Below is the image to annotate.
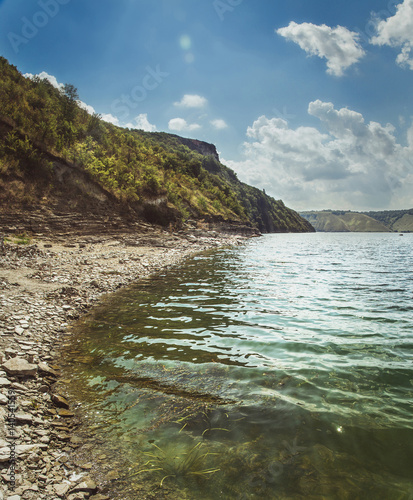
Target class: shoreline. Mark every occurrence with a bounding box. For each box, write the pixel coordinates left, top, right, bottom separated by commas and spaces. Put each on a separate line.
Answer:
0, 228, 248, 500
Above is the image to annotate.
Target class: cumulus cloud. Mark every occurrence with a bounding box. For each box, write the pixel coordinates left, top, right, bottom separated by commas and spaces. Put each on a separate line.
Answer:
211, 119, 228, 130
370, 0, 413, 70
125, 113, 157, 132
223, 101, 413, 210
277, 22, 365, 76
168, 118, 201, 132
77, 101, 96, 115
101, 113, 120, 126
24, 71, 65, 90
174, 94, 208, 108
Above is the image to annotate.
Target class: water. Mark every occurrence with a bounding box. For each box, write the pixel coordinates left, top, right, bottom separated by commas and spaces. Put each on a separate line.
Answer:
61, 233, 413, 499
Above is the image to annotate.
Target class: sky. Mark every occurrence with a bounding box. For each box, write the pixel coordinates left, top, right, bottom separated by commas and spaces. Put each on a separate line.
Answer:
0, 0, 412, 211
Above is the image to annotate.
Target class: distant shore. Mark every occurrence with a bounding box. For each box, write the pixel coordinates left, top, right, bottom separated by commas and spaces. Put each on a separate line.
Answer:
0, 228, 248, 500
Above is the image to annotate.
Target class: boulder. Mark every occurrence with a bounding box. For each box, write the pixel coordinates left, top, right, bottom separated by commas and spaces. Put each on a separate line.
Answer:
2, 358, 38, 377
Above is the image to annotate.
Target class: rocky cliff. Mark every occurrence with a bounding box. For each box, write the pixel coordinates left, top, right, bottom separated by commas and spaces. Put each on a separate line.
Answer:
170, 135, 220, 162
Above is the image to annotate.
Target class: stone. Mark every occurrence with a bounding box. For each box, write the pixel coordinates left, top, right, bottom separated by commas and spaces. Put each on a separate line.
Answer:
78, 463, 92, 470
90, 495, 110, 500
6, 495, 21, 500
106, 469, 119, 481
0, 394, 7, 405
52, 394, 70, 409
70, 478, 97, 494
0, 377, 11, 387
2, 358, 38, 377
38, 362, 58, 377
14, 326, 24, 335
11, 382, 27, 391
54, 483, 70, 497
0, 444, 45, 462
70, 436, 83, 445
57, 409, 74, 418
15, 412, 33, 424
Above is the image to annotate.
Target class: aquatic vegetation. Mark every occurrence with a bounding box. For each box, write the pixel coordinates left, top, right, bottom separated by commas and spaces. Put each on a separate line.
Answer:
130, 440, 221, 486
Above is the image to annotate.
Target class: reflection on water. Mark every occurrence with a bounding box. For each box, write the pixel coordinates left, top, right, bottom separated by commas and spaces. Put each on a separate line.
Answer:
61, 233, 413, 499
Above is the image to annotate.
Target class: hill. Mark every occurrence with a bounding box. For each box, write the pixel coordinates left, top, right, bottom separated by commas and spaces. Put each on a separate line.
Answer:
361, 209, 413, 232
300, 210, 413, 232
0, 57, 313, 236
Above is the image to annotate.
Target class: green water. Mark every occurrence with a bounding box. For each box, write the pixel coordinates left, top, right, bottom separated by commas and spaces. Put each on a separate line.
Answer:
61, 233, 413, 499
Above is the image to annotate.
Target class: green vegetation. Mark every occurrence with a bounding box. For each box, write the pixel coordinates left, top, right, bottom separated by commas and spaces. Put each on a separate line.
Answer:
0, 56, 313, 232
131, 440, 220, 487
5, 232, 32, 245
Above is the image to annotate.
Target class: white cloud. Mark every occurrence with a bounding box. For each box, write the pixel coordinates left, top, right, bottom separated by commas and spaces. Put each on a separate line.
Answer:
277, 22, 365, 76
77, 101, 96, 115
211, 119, 228, 130
24, 71, 65, 90
223, 102, 413, 210
370, 0, 413, 70
168, 118, 201, 132
174, 94, 208, 108
125, 113, 157, 132
101, 113, 120, 126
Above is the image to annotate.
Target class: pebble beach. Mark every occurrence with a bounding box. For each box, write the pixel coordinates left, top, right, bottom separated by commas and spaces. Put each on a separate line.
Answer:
0, 229, 247, 500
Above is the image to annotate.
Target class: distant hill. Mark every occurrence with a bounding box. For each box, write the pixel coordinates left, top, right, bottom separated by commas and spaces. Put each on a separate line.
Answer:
0, 57, 313, 235
300, 210, 413, 232
361, 209, 413, 232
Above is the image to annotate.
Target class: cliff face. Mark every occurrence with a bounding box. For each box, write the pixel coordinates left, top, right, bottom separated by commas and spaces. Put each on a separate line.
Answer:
152, 132, 314, 233
171, 135, 220, 162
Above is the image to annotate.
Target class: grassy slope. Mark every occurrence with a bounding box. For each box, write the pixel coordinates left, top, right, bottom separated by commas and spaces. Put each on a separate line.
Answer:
300, 211, 391, 232
0, 57, 313, 233
362, 209, 413, 232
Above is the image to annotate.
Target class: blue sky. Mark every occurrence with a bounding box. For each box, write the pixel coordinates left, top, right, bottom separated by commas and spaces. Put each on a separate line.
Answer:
0, 0, 412, 211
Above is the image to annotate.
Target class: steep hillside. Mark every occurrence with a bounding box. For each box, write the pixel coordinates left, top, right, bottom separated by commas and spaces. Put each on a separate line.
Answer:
0, 57, 313, 234
300, 211, 391, 232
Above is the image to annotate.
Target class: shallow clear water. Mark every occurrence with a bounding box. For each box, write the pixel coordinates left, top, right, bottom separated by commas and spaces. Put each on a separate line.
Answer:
62, 233, 413, 499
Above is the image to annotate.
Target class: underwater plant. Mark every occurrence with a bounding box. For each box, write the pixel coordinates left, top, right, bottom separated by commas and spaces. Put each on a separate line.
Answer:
131, 440, 221, 486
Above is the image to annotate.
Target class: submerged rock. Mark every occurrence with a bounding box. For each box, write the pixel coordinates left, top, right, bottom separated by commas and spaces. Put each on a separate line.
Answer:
52, 394, 70, 409
70, 478, 98, 495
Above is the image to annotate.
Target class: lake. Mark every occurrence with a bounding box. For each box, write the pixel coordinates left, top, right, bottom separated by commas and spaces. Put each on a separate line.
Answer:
61, 233, 413, 499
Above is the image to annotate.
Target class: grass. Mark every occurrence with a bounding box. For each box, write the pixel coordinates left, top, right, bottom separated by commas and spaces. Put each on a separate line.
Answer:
130, 440, 220, 487
5, 233, 33, 245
